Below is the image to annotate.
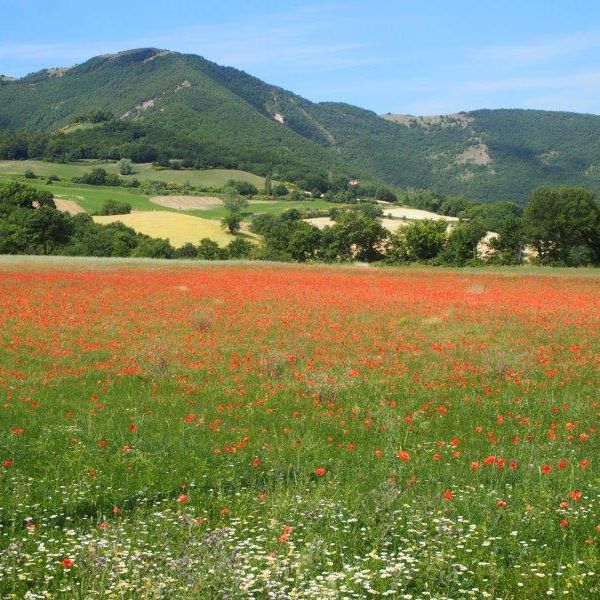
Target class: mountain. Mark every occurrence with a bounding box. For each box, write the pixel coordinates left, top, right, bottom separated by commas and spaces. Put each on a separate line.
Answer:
2, 48, 600, 202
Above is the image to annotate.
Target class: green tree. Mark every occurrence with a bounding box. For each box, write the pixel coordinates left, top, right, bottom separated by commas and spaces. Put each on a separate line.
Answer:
221, 187, 249, 234
263, 175, 272, 196
131, 237, 174, 259
226, 179, 258, 196
0, 180, 55, 209
438, 221, 487, 266
222, 212, 242, 235
524, 186, 600, 265
403, 220, 447, 261
487, 216, 526, 264
355, 201, 384, 220
175, 243, 198, 258
196, 238, 223, 260
227, 237, 254, 259
73, 168, 121, 187
325, 211, 388, 262
4, 206, 73, 254
272, 183, 288, 197
287, 222, 322, 262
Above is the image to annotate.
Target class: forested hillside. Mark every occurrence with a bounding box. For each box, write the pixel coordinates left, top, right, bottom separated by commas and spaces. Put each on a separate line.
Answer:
2, 48, 600, 202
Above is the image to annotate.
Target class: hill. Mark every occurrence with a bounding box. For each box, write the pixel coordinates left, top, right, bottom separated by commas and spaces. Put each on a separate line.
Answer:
378, 110, 600, 201
2, 48, 600, 202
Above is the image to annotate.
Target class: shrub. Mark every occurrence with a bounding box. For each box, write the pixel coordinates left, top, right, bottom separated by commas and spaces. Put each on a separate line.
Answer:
175, 243, 198, 259
98, 200, 132, 216
117, 158, 134, 176
73, 168, 122, 187
226, 179, 258, 196
227, 237, 254, 259
197, 238, 224, 260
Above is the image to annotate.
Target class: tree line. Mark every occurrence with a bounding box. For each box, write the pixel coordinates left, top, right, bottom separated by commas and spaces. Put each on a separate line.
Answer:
1, 181, 599, 267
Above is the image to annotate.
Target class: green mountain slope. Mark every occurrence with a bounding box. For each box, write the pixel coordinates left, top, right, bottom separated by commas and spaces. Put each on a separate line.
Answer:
378, 110, 600, 201
2, 48, 600, 202
0, 49, 358, 183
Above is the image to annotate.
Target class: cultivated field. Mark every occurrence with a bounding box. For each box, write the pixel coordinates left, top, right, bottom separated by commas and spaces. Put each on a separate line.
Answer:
92, 212, 249, 247
0, 257, 598, 599
150, 195, 223, 210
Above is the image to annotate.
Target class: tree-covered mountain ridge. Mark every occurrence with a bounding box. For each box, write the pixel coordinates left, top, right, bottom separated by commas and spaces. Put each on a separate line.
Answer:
2, 47, 600, 202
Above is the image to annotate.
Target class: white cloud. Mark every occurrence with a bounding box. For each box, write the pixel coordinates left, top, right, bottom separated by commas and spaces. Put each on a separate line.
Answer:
478, 31, 600, 66
0, 4, 379, 76
461, 69, 600, 94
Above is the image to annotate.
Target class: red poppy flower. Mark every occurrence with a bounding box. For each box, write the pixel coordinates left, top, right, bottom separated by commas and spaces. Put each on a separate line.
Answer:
442, 490, 454, 501
314, 467, 327, 477
397, 450, 410, 462
61, 558, 74, 568
541, 464, 552, 475
177, 494, 189, 503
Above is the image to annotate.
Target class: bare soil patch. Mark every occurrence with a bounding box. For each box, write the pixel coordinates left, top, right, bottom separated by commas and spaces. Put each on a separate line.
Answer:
150, 196, 223, 210
54, 198, 86, 215
382, 207, 459, 221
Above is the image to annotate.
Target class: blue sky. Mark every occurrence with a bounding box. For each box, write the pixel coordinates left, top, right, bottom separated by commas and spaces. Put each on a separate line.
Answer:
2, 0, 600, 115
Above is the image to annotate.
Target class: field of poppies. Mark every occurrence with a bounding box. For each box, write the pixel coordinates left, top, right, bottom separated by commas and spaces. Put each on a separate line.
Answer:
0, 257, 599, 599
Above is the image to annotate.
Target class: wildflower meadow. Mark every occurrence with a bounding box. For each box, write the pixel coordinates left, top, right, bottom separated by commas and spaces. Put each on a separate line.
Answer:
0, 259, 599, 599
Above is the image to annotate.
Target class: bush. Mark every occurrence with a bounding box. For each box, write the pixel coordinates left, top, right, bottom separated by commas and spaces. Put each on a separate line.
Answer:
175, 243, 198, 258
374, 187, 397, 202
227, 237, 254, 259
197, 238, 224, 260
272, 183, 288, 197
355, 201, 384, 219
117, 158, 134, 176
226, 179, 258, 196
73, 168, 122, 187
98, 199, 132, 215
131, 237, 175, 259
24, 169, 36, 179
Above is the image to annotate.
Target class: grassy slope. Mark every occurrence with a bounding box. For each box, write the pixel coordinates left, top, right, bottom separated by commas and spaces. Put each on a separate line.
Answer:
0, 160, 265, 188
